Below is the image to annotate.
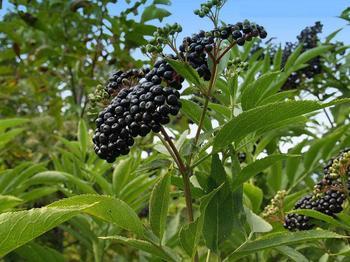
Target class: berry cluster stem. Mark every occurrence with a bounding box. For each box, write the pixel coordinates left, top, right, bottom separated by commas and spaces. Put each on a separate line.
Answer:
194, 57, 219, 146
160, 127, 195, 222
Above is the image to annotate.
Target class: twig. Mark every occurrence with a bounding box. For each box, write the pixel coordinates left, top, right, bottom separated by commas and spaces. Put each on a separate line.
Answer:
193, 59, 218, 146
160, 127, 194, 223
156, 133, 182, 168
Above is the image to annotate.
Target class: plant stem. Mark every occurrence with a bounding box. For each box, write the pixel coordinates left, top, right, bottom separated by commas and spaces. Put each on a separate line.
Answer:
157, 133, 182, 169
193, 59, 219, 146
160, 127, 194, 222
160, 127, 186, 174
217, 40, 236, 61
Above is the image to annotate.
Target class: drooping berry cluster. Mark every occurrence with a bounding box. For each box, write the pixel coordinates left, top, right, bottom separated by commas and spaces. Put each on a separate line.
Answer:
284, 148, 350, 231
93, 57, 183, 163
105, 68, 150, 97
179, 21, 267, 80
281, 22, 323, 90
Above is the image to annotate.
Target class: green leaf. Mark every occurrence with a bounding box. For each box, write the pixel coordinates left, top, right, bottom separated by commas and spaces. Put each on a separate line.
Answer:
244, 207, 272, 233
232, 155, 298, 191
48, 194, 144, 236
274, 246, 308, 262
0, 195, 23, 212
243, 183, 263, 213
149, 173, 171, 241
224, 230, 347, 261
0, 206, 88, 257
325, 28, 342, 43
294, 45, 332, 67
166, 59, 203, 87
339, 7, 350, 22
213, 99, 350, 151
15, 242, 65, 262
141, 5, 171, 22
100, 236, 179, 262
0, 128, 25, 150
0, 118, 28, 131
241, 71, 280, 111
284, 44, 303, 71
179, 185, 222, 258
181, 99, 212, 131
153, 0, 171, 5
113, 158, 133, 196
23, 171, 96, 194
78, 119, 88, 158
273, 46, 283, 70
203, 155, 234, 253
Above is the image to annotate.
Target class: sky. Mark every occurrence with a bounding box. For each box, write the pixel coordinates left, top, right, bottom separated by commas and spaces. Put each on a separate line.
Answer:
1, 0, 349, 44
109, 0, 350, 44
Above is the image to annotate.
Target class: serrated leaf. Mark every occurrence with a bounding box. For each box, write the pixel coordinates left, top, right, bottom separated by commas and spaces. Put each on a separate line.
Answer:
224, 230, 347, 261
149, 173, 171, 241
241, 71, 280, 111
214, 99, 350, 151
0, 206, 89, 257
48, 194, 144, 236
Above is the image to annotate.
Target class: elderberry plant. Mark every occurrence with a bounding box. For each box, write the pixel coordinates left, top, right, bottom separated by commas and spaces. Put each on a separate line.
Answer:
1, 1, 350, 261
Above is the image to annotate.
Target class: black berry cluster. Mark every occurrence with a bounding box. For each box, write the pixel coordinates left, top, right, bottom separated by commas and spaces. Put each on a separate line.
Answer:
284, 148, 350, 231
93, 55, 184, 163
179, 21, 267, 80
281, 22, 323, 90
93, 78, 182, 163
105, 68, 150, 97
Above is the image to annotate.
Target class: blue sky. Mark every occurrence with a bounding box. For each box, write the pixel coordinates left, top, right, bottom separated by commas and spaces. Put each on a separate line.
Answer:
1, 0, 349, 44
109, 0, 350, 44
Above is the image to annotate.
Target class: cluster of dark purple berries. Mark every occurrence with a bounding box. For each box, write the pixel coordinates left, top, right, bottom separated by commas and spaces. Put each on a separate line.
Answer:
281, 22, 323, 90
93, 57, 183, 163
179, 21, 267, 80
284, 149, 350, 231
